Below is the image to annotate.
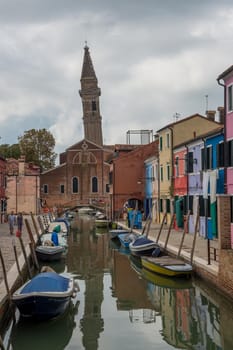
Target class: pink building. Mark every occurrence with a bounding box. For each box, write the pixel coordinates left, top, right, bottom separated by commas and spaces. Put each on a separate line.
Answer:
6, 156, 40, 215
217, 66, 233, 246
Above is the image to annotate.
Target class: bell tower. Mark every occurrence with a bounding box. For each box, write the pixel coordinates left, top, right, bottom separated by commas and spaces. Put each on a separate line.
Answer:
79, 44, 103, 146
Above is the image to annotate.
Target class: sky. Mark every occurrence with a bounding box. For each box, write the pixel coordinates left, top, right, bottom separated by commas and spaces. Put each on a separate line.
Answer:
0, 0, 232, 161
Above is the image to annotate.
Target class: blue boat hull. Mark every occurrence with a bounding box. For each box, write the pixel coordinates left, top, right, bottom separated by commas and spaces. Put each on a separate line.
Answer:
12, 272, 78, 321
14, 295, 71, 320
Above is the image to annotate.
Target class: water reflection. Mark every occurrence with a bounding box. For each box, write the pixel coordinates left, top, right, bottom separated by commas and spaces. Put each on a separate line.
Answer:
11, 300, 79, 350
66, 216, 109, 350
5, 216, 233, 349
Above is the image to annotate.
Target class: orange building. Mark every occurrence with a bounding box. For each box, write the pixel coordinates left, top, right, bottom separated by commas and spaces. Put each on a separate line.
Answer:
109, 140, 158, 220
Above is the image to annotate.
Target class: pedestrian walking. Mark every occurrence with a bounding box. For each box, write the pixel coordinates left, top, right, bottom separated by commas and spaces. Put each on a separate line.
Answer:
8, 211, 16, 235
16, 212, 23, 234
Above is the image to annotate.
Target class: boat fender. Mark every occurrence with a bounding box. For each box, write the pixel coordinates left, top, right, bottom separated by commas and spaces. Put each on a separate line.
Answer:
152, 247, 161, 257
74, 281, 80, 292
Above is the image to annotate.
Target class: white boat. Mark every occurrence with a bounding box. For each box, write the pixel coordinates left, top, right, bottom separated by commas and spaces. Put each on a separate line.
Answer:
47, 222, 68, 234
35, 245, 65, 262
141, 255, 193, 277
129, 236, 159, 256
12, 272, 79, 320
109, 229, 130, 240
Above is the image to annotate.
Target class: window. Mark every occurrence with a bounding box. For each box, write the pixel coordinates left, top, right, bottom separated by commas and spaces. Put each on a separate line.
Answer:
199, 196, 210, 217
217, 142, 224, 167
60, 184, 65, 194
188, 196, 193, 215
175, 157, 179, 177
201, 147, 212, 170
152, 166, 155, 180
231, 196, 233, 223
166, 163, 170, 180
201, 148, 205, 170
92, 100, 97, 111
199, 196, 205, 216
160, 165, 163, 181
228, 85, 233, 112
166, 133, 170, 148
106, 184, 110, 193
187, 152, 194, 173
206, 146, 212, 170
92, 177, 98, 192
159, 199, 163, 212
166, 199, 170, 213
228, 140, 233, 167
155, 164, 158, 180
43, 184, 48, 194
109, 172, 113, 185
159, 136, 163, 151
72, 177, 78, 193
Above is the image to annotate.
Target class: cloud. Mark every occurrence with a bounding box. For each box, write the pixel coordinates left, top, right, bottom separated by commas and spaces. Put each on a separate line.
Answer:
0, 0, 232, 159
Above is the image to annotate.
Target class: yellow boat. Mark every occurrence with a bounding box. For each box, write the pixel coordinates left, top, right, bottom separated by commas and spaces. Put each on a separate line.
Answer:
141, 268, 193, 289
141, 255, 193, 277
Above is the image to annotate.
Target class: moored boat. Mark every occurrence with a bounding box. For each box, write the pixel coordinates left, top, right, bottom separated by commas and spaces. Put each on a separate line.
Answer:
12, 272, 79, 320
141, 255, 193, 277
141, 267, 193, 288
129, 236, 159, 256
35, 245, 65, 262
109, 229, 130, 240
95, 219, 109, 228
47, 222, 68, 234
118, 232, 139, 249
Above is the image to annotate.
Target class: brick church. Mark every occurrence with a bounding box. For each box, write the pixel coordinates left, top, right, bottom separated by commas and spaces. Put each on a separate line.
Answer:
40, 45, 115, 210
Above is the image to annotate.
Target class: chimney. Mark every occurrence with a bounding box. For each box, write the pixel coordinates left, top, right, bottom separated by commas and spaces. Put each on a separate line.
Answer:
217, 106, 225, 124
206, 110, 216, 121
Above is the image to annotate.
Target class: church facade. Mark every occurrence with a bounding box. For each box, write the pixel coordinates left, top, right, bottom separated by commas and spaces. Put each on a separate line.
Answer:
40, 46, 114, 211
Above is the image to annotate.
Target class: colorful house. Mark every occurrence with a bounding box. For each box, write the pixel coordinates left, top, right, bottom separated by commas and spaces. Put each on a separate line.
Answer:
144, 156, 156, 220
217, 67, 233, 247
157, 113, 222, 224
173, 125, 224, 237
173, 145, 187, 229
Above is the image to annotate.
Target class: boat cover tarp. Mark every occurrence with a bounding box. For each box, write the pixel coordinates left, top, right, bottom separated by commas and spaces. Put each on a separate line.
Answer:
53, 225, 61, 233
132, 236, 154, 246
21, 272, 69, 294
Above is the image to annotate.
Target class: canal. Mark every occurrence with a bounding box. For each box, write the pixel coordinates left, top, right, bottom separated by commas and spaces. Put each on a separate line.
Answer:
2, 215, 233, 349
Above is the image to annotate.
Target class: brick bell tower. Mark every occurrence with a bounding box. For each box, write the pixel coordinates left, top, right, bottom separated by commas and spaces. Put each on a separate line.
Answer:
79, 44, 103, 146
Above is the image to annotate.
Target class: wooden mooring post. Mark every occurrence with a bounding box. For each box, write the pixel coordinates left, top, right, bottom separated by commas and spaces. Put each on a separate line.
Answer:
24, 218, 36, 246
190, 213, 199, 264
0, 334, 5, 350
177, 210, 191, 258
12, 242, 23, 282
30, 212, 40, 240
29, 242, 39, 271
164, 214, 175, 250
0, 248, 10, 300
18, 237, 32, 279
156, 212, 167, 244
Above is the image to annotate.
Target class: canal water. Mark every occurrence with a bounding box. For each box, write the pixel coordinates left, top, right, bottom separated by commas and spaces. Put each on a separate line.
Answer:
2, 215, 233, 349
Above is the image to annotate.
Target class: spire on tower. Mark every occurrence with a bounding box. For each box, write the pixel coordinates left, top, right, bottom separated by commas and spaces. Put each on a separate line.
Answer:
81, 43, 97, 80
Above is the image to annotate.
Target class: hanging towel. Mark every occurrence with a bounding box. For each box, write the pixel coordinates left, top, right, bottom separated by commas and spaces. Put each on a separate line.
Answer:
202, 171, 209, 199
193, 195, 199, 225
209, 169, 218, 204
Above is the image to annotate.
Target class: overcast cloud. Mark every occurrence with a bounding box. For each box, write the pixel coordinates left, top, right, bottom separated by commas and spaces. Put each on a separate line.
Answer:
0, 0, 232, 159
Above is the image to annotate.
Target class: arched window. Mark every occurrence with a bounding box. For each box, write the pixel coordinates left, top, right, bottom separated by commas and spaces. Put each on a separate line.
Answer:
72, 177, 78, 193
92, 177, 98, 193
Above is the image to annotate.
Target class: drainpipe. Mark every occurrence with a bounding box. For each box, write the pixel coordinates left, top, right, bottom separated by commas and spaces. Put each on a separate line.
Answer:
168, 127, 174, 217
157, 156, 160, 224
185, 144, 189, 232
202, 136, 210, 264
217, 78, 227, 194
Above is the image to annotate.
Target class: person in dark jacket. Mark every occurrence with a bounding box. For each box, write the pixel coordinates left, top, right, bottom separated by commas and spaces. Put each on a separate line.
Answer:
17, 212, 23, 233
